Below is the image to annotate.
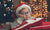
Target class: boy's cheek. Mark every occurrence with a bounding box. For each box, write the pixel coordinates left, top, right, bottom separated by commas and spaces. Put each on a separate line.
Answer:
23, 15, 26, 18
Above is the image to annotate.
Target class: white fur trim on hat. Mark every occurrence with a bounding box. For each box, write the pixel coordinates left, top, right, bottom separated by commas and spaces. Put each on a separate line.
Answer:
16, 4, 31, 15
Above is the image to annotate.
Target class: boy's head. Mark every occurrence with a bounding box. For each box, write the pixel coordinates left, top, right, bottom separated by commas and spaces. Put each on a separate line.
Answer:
15, 3, 31, 20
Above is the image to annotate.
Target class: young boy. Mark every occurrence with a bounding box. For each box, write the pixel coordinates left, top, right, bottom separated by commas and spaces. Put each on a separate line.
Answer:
11, 3, 44, 30
11, 3, 34, 29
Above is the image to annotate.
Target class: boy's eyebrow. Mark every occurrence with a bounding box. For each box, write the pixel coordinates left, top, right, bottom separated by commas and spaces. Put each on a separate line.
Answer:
19, 8, 25, 14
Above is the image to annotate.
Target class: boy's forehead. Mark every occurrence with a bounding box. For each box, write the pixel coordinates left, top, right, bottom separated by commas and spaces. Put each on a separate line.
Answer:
22, 8, 29, 12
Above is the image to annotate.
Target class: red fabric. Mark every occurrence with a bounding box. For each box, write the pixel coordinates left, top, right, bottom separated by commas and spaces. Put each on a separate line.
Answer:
29, 22, 50, 30
15, 3, 26, 10
42, 22, 50, 25
32, 18, 36, 20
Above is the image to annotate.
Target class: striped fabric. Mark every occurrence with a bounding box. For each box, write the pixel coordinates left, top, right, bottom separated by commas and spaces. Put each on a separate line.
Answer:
12, 18, 44, 30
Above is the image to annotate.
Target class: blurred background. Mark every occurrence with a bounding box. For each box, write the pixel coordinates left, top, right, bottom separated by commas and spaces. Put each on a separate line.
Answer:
0, 0, 50, 30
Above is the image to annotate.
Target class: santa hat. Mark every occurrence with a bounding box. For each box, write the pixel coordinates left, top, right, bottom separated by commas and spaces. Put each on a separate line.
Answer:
15, 3, 31, 15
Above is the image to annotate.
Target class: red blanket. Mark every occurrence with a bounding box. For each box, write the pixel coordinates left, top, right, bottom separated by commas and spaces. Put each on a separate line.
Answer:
13, 18, 44, 30
29, 22, 50, 30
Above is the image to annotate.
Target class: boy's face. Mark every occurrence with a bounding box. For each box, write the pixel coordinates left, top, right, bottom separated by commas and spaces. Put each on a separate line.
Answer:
19, 8, 31, 20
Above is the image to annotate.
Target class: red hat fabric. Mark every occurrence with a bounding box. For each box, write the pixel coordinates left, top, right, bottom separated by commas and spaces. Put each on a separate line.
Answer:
15, 3, 26, 10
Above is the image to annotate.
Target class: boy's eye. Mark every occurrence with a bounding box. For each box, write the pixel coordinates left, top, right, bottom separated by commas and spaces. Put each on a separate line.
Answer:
20, 11, 30, 15
25, 12, 29, 14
